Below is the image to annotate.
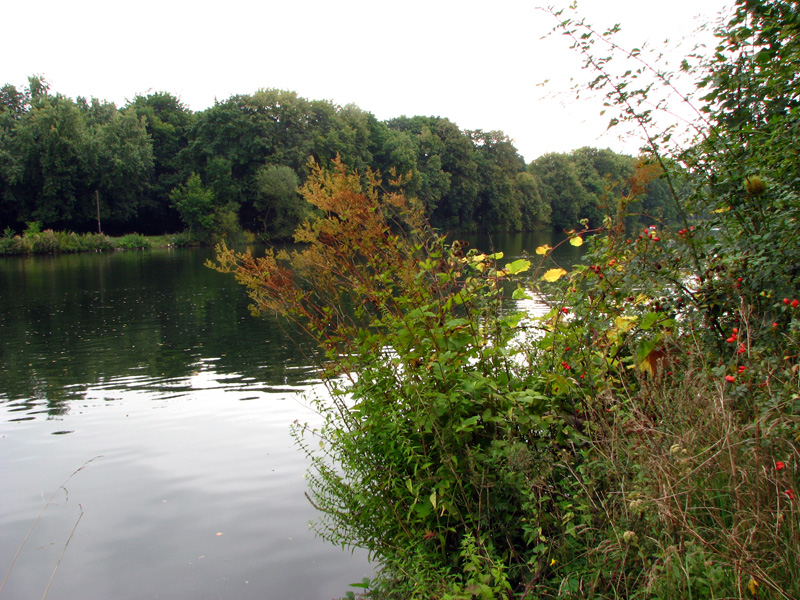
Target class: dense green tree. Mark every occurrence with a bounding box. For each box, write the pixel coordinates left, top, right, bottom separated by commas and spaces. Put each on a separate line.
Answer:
514, 170, 551, 228
528, 152, 591, 229
470, 130, 526, 229
387, 116, 479, 229
327, 104, 382, 174
87, 108, 153, 233
169, 173, 215, 236
569, 147, 631, 225
0, 84, 28, 228
126, 92, 194, 232
14, 93, 92, 228
254, 163, 302, 237
0, 83, 29, 118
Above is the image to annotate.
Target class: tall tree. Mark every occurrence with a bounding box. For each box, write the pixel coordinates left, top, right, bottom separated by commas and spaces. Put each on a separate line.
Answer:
88, 108, 154, 233
127, 92, 194, 232
528, 152, 590, 230
14, 92, 92, 228
470, 130, 526, 230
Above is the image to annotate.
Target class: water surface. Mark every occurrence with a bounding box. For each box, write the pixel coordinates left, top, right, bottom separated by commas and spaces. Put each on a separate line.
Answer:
0, 247, 370, 600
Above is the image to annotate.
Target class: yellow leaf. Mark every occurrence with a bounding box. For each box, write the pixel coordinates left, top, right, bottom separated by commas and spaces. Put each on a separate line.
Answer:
542, 268, 568, 282
747, 577, 759, 595
614, 315, 638, 333
569, 236, 584, 247
535, 244, 551, 255
713, 206, 731, 213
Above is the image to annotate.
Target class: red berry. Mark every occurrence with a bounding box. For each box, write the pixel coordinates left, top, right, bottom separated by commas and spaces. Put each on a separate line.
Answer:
725, 375, 736, 383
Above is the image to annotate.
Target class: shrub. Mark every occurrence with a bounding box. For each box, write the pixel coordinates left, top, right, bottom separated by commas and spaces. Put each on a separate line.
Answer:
212, 159, 589, 596
30, 229, 59, 254
115, 233, 151, 250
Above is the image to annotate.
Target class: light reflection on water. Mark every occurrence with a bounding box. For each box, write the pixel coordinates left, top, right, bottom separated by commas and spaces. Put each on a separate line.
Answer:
1, 369, 371, 600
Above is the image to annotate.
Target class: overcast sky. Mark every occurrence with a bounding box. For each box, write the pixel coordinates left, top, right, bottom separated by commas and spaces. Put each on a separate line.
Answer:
5, 0, 731, 162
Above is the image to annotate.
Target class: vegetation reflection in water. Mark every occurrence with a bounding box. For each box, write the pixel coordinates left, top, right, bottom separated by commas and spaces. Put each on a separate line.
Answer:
0, 248, 318, 413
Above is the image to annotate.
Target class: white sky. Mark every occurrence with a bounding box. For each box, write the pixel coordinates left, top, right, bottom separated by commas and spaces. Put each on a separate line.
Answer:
5, 0, 731, 162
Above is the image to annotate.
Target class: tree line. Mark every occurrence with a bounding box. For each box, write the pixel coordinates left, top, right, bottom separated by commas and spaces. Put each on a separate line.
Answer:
0, 76, 676, 240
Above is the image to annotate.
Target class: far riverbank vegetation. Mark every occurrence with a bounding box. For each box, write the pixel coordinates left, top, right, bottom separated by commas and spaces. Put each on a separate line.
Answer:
1, 77, 679, 255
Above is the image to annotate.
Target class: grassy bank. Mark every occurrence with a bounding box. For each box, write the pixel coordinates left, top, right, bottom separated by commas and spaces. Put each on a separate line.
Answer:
0, 223, 258, 256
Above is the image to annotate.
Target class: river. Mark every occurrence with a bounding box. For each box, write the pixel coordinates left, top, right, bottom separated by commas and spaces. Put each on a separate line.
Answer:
0, 232, 579, 600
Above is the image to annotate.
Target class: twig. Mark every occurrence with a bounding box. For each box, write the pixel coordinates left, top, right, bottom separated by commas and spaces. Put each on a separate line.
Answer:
0, 456, 101, 597
41, 504, 84, 600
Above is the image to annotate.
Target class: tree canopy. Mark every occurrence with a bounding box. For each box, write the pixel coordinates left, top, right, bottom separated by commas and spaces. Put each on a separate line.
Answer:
0, 79, 676, 239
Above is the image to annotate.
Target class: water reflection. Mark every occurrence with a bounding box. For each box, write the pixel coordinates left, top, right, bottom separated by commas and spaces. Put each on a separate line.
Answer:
0, 248, 318, 417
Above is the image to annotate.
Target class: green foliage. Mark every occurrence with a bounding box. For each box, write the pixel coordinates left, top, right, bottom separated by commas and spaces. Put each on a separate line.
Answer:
1, 76, 664, 239
23, 220, 41, 236
213, 2, 800, 598
212, 159, 596, 596
169, 173, 216, 238
115, 233, 151, 250
126, 91, 194, 232
0, 227, 113, 255
253, 163, 303, 238
528, 148, 679, 231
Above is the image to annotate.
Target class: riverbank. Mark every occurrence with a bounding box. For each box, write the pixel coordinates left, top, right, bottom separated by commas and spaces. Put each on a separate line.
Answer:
0, 226, 262, 256
0, 226, 175, 255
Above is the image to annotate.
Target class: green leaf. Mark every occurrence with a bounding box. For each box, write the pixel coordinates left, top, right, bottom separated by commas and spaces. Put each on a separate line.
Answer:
505, 259, 531, 275
512, 287, 531, 300
636, 338, 658, 371
456, 415, 481, 432
640, 311, 661, 331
